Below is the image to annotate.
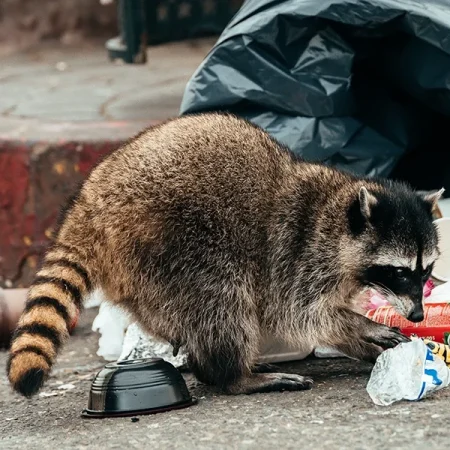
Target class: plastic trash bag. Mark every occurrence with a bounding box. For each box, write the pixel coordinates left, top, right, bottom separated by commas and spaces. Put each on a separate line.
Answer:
181, 0, 450, 177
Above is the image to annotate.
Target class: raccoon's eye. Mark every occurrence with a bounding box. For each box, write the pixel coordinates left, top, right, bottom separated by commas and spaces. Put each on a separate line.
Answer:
394, 268, 408, 280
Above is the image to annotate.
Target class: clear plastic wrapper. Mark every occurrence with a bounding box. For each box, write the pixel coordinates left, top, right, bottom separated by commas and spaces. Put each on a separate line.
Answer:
367, 339, 450, 406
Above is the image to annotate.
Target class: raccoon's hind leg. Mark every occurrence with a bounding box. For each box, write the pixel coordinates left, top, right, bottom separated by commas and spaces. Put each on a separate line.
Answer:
188, 346, 312, 395
186, 317, 312, 395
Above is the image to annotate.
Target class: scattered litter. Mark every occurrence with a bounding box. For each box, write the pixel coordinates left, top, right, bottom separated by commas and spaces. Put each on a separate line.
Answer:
131, 417, 139, 423
423, 340, 450, 366
367, 303, 450, 343
92, 302, 130, 361
39, 392, 59, 398
119, 323, 187, 368
75, 373, 96, 381
55, 61, 68, 72
38, 383, 77, 396
57, 383, 76, 391
367, 338, 450, 406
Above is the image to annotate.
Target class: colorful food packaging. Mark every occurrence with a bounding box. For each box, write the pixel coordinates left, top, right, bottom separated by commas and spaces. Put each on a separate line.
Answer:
366, 303, 450, 344
423, 339, 450, 367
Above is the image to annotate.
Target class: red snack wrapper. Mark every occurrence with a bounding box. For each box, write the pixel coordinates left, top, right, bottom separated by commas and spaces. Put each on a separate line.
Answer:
366, 303, 450, 344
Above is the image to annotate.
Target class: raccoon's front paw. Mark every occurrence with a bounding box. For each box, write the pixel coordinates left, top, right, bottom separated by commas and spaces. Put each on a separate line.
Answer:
364, 325, 410, 349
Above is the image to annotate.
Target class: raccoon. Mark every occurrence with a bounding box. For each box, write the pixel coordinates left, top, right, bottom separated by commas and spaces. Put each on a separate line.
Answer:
7, 113, 443, 397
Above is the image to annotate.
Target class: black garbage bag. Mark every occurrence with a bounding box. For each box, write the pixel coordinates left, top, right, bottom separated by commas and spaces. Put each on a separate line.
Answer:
180, 0, 450, 185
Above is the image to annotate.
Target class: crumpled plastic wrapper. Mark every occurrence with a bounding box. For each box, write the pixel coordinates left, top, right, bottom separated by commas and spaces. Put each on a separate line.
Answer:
118, 323, 188, 368
367, 339, 450, 406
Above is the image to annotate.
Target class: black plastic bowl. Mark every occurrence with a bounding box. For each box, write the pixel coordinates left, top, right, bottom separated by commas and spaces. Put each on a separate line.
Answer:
82, 358, 196, 418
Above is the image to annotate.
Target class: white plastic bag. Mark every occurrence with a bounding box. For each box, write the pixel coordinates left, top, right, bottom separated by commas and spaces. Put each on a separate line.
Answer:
367, 339, 450, 406
92, 302, 131, 361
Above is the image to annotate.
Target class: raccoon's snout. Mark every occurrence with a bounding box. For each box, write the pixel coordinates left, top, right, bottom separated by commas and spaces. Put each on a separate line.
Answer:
407, 304, 424, 323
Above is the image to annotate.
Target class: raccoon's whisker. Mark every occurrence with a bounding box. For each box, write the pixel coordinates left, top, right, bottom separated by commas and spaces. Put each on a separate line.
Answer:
369, 282, 395, 299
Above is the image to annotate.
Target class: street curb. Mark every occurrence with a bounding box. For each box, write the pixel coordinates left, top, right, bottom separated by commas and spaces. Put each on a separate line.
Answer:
0, 118, 160, 288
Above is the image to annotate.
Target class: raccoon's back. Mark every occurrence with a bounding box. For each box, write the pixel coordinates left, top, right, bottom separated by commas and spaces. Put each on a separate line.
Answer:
85, 113, 292, 235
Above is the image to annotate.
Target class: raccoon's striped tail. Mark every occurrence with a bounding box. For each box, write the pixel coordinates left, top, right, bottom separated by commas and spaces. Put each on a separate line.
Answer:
7, 245, 93, 397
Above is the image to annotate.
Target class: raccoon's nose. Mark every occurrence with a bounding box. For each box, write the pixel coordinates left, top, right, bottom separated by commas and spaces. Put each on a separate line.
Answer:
407, 308, 424, 323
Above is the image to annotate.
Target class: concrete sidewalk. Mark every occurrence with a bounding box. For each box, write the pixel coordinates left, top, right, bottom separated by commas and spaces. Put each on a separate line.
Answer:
0, 39, 213, 288
1, 308, 448, 449
0, 39, 213, 134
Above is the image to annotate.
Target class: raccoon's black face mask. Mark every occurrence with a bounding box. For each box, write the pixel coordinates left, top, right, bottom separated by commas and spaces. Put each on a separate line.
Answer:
349, 184, 444, 323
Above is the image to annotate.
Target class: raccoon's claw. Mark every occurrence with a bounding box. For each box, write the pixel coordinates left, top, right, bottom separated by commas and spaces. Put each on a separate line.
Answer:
365, 326, 410, 349
226, 373, 313, 395
263, 373, 314, 392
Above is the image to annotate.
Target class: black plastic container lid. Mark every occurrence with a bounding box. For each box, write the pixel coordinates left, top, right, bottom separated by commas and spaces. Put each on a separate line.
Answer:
82, 358, 197, 418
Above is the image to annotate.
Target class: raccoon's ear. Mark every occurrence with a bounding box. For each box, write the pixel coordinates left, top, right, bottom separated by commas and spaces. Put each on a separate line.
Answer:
358, 186, 378, 220
348, 186, 377, 235
419, 188, 445, 210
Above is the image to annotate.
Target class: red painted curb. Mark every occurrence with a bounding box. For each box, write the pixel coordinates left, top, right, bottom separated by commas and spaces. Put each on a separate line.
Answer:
0, 119, 160, 288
